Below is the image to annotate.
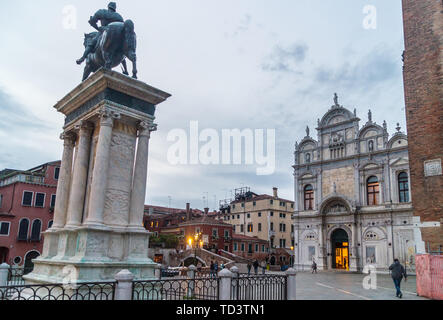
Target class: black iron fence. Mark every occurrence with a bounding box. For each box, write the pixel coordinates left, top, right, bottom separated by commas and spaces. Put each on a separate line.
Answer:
7, 267, 32, 286
231, 274, 287, 300
132, 277, 219, 300
0, 266, 291, 300
0, 281, 116, 300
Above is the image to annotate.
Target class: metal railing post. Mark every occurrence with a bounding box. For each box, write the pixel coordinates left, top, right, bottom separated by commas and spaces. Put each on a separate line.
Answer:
0, 263, 9, 287
114, 269, 135, 300
218, 268, 233, 300
154, 264, 162, 280
187, 265, 196, 298
230, 266, 239, 300
285, 268, 296, 300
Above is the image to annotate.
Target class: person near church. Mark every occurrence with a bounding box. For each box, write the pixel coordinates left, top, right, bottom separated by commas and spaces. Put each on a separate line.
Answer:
389, 259, 407, 298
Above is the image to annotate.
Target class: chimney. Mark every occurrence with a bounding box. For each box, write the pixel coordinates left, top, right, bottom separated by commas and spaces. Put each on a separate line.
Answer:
186, 203, 191, 221
204, 208, 209, 216
273, 187, 278, 198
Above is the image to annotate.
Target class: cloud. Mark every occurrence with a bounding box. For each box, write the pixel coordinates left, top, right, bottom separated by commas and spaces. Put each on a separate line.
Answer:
262, 42, 309, 73
0, 88, 59, 169
0, 88, 52, 132
313, 46, 400, 90
225, 14, 252, 38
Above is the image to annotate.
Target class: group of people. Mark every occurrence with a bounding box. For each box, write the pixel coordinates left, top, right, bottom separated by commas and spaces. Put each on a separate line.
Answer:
209, 261, 225, 278
247, 260, 267, 275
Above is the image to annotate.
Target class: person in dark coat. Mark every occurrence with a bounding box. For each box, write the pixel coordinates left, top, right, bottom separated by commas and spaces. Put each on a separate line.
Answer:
389, 259, 407, 298
253, 260, 259, 275
247, 262, 252, 275
210, 261, 215, 278
311, 260, 318, 274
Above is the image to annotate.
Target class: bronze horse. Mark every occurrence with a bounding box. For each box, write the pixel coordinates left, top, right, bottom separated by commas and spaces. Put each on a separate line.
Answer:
81, 20, 137, 81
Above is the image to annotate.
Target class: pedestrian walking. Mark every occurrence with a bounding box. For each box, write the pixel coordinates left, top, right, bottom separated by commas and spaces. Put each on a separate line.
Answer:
261, 260, 266, 275
210, 260, 215, 278
389, 258, 407, 298
253, 260, 259, 275
311, 260, 317, 274
214, 261, 219, 277
247, 262, 252, 275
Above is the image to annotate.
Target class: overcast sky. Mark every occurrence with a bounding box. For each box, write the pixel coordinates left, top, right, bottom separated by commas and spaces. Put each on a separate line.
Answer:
0, 0, 406, 210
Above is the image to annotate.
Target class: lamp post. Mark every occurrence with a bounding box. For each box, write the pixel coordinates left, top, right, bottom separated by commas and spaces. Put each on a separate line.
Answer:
192, 232, 203, 266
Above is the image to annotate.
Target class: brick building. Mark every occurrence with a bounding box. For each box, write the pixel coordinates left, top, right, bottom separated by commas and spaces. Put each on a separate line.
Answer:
232, 234, 269, 261
0, 161, 60, 270
179, 213, 234, 253
143, 203, 203, 235
402, 0, 443, 253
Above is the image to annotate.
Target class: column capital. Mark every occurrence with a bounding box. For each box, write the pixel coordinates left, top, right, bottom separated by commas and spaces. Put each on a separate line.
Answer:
138, 121, 157, 137
98, 107, 121, 127
74, 120, 94, 133
60, 131, 76, 146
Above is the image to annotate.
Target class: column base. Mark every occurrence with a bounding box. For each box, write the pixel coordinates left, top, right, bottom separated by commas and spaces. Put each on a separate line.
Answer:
27, 225, 154, 283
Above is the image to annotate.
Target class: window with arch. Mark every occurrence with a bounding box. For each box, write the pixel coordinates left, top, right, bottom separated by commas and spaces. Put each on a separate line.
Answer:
30, 219, 42, 242
367, 176, 380, 206
304, 185, 314, 210
17, 219, 29, 241
398, 172, 410, 203
305, 153, 311, 163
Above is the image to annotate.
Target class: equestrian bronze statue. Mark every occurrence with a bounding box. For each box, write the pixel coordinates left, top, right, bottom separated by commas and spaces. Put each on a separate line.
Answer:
77, 2, 138, 81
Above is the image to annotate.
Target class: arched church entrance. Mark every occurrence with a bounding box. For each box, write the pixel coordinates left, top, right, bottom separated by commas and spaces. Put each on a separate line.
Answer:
331, 229, 349, 271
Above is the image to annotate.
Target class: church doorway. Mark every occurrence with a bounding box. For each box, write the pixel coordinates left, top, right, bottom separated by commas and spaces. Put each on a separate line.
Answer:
331, 229, 349, 271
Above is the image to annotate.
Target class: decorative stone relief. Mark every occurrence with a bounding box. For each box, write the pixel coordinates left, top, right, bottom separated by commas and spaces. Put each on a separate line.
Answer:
424, 159, 442, 177
104, 130, 137, 226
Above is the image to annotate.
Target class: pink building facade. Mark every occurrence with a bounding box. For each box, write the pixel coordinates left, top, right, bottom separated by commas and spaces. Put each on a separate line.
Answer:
0, 161, 60, 270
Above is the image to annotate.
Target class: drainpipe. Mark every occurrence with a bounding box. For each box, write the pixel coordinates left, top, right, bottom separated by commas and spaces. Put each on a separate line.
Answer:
7, 183, 16, 214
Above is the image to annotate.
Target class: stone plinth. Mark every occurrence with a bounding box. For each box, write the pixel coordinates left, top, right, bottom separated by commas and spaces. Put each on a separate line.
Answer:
24, 69, 171, 284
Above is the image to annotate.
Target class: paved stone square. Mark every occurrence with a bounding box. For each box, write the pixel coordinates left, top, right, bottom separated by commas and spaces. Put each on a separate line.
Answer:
293, 271, 428, 300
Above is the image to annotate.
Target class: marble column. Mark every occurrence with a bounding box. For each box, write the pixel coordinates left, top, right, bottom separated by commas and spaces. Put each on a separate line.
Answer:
351, 222, 359, 271
52, 132, 76, 229
85, 108, 119, 227
128, 121, 156, 229
65, 121, 93, 227
318, 222, 326, 268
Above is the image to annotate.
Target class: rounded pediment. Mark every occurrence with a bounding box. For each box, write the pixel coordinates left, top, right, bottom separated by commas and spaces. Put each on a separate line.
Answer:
319, 106, 356, 128
320, 196, 354, 215
297, 137, 318, 151
388, 133, 408, 149
358, 123, 384, 139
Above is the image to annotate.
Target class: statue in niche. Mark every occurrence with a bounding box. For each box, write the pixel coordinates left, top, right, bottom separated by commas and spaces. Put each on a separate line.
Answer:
368, 140, 374, 152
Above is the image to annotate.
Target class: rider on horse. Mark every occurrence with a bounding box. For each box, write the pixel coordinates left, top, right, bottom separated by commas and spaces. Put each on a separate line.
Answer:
76, 2, 124, 65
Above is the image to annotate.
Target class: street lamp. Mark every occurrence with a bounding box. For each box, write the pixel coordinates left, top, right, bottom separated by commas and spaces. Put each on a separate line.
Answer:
193, 232, 203, 266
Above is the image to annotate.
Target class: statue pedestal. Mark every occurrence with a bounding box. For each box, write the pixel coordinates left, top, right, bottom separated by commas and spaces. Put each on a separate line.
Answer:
24, 69, 171, 284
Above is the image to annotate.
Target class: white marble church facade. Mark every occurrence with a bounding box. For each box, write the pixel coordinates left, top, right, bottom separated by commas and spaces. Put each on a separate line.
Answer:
292, 95, 416, 273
